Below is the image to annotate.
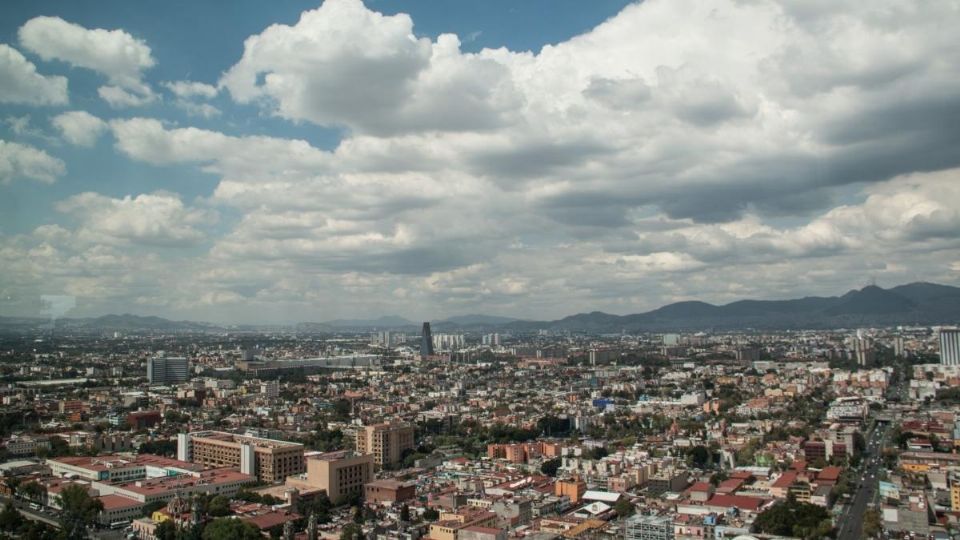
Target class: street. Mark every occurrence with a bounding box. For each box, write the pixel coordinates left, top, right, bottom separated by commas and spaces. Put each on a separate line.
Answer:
835, 421, 890, 540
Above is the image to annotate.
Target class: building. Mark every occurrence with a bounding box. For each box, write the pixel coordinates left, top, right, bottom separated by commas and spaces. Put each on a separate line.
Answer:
625, 514, 674, 540
147, 357, 190, 385
48, 454, 202, 483
364, 478, 416, 504
941, 329, 960, 365
260, 380, 279, 398
421, 322, 435, 357
355, 422, 415, 469
126, 411, 162, 430
554, 477, 586, 504
302, 451, 373, 504
177, 431, 304, 482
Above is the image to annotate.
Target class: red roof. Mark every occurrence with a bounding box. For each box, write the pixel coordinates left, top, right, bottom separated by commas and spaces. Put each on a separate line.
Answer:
771, 471, 798, 489
716, 479, 744, 494
706, 494, 766, 511
817, 466, 842, 482
99, 494, 142, 510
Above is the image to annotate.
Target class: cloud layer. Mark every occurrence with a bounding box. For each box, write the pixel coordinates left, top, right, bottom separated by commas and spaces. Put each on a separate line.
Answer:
1, 0, 959, 321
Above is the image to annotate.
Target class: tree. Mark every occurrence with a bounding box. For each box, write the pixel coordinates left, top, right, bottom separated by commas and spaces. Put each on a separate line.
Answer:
687, 445, 711, 469
399, 504, 410, 523
863, 509, 882, 538
57, 483, 104, 540
155, 520, 177, 540
0, 501, 23, 531
339, 523, 363, 540
614, 498, 635, 518
540, 458, 561, 477
752, 499, 831, 539
422, 507, 439, 521
19, 481, 46, 503
207, 495, 232, 517
201, 518, 262, 540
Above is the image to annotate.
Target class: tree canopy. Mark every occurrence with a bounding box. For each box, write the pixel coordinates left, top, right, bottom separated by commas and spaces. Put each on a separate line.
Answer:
752, 499, 832, 539
58, 483, 104, 540
201, 518, 262, 540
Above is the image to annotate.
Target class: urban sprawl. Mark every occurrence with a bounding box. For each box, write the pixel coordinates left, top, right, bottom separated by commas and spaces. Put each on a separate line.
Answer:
2, 325, 960, 540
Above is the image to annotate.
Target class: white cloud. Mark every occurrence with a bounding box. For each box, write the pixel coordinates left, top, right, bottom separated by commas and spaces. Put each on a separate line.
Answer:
0, 44, 68, 106
162, 81, 221, 117
55, 191, 215, 247
97, 85, 156, 108
163, 80, 218, 99
19, 16, 154, 86
220, 0, 521, 135
51, 111, 108, 147
5, 0, 960, 321
0, 140, 66, 184
19, 16, 156, 107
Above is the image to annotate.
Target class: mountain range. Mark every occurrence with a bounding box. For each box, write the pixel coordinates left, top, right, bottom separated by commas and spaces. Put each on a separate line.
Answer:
1, 282, 958, 334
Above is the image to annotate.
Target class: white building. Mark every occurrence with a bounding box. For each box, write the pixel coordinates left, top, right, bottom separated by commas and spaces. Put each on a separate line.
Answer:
940, 329, 960, 365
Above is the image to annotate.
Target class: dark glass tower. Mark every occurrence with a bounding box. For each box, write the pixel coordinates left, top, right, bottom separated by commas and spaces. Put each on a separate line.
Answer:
421, 322, 434, 357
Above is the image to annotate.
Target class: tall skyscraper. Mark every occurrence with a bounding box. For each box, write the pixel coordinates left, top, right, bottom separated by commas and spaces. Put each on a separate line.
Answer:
147, 356, 190, 384
420, 322, 434, 357
941, 329, 960, 365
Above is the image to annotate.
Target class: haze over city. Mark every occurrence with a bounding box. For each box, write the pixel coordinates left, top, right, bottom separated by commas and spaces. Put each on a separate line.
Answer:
1, 0, 959, 324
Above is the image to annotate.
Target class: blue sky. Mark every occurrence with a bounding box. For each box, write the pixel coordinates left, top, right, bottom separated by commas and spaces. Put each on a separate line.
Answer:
1, 0, 958, 323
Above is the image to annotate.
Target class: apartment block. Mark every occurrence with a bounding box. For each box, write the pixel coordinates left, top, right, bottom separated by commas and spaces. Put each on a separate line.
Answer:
177, 431, 304, 483
356, 422, 415, 469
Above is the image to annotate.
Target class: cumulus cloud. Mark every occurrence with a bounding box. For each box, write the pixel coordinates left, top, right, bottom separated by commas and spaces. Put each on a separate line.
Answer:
162, 80, 221, 117
55, 191, 216, 246
220, 0, 521, 135
0, 140, 66, 184
0, 44, 68, 106
19, 16, 156, 107
51, 111, 108, 147
4, 0, 960, 321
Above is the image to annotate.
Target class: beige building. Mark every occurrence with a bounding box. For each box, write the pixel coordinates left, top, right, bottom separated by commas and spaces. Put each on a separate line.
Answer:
305, 451, 373, 504
356, 422, 415, 469
178, 431, 304, 483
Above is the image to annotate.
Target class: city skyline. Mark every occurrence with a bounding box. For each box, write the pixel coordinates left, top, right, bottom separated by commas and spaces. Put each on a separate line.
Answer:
2, 0, 959, 324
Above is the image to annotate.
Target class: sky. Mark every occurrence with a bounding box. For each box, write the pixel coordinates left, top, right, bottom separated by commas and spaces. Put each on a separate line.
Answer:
1, 0, 959, 324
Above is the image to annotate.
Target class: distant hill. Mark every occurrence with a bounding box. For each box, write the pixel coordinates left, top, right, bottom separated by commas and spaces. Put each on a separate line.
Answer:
439, 314, 519, 325
321, 315, 416, 329
502, 282, 960, 332
1, 281, 956, 334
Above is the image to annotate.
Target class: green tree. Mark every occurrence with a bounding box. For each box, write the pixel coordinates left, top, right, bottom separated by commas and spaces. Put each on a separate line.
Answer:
863, 509, 881, 538
155, 520, 177, 540
19, 481, 46, 503
686, 445, 711, 469
614, 498, 635, 517
339, 523, 363, 540
399, 504, 410, 523
540, 458, 561, 477
752, 499, 831, 539
0, 501, 24, 531
57, 484, 104, 540
207, 495, 232, 517
422, 507, 439, 521
201, 518, 262, 540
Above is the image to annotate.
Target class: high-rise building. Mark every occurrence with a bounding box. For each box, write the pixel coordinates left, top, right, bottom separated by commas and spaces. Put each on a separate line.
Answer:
356, 422, 415, 469
147, 356, 190, 385
177, 431, 305, 482
941, 329, 960, 365
433, 333, 465, 352
481, 333, 500, 346
421, 322, 434, 357
624, 514, 674, 540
